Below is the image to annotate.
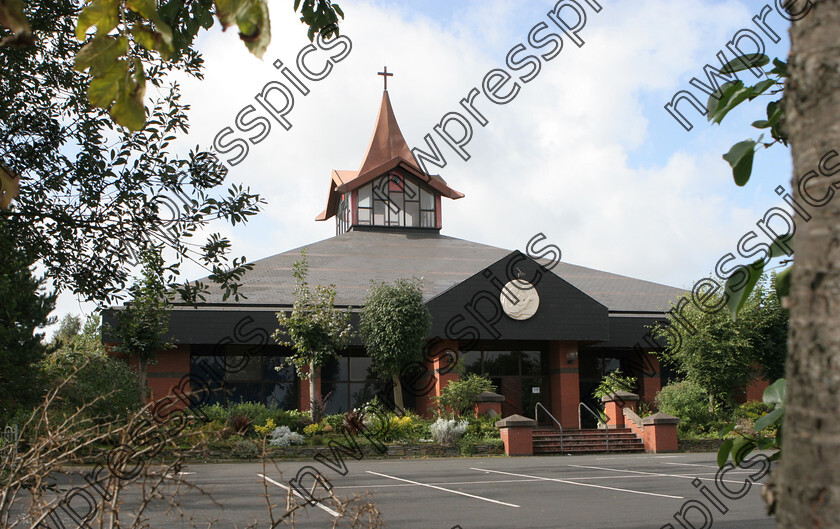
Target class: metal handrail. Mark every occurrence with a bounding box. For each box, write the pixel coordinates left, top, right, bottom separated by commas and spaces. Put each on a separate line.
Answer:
578, 402, 610, 452
535, 402, 563, 453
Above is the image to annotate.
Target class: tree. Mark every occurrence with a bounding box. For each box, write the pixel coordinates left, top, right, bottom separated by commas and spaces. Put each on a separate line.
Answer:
273, 250, 352, 420
359, 278, 431, 411
0, 0, 266, 305
43, 313, 142, 420
109, 250, 174, 398
775, 2, 840, 526
0, 219, 55, 417
433, 373, 493, 418
0, 0, 345, 131
652, 275, 787, 408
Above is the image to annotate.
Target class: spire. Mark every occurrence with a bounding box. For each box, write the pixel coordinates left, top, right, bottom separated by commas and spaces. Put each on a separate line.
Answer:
357, 90, 421, 176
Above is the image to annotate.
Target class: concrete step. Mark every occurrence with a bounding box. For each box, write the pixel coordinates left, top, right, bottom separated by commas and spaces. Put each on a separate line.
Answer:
531, 427, 645, 454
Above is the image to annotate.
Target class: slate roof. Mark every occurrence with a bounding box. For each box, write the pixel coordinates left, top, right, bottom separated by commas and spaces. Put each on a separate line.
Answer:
183, 229, 684, 313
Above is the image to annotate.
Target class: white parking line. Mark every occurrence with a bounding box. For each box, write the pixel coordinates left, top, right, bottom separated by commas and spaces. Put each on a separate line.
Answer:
334, 478, 542, 489
365, 470, 520, 508
469, 468, 684, 499
660, 461, 753, 472
568, 464, 748, 484
258, 473, 340, 518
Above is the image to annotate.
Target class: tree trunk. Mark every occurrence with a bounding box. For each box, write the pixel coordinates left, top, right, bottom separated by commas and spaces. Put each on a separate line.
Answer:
392, 373, 404, 411
776, 2, 840, 526
309, 360, 318, 421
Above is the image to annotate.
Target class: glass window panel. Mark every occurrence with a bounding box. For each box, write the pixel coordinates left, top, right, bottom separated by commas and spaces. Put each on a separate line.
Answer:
520, 351, 542, 376
483, 351, 519, 376
404, 179, 419, 201
349, 357, 373, 380
350, 382, 380, 408
421, 211, 435, 227
227, 383, 262, 403
265, 383, 297, 410
324, 383, 349, 414
387, 191, 403, 213
373, 199, 385, 225
358, 208, 371, 223
321, 356, 347, 381
405, 202, 419, 227
225, 356, 262, 381
420, 188, 434, 209
358, 184, 371, 207
520, 377, 543, 419
460, 351, 482, 375
264, 356, 295, 382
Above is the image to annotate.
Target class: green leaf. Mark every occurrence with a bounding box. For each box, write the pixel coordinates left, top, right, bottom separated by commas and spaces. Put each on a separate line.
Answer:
725, 257, 763, 320
768, 58, 788, 77
87, 58, 128, 107
723, 139, 757, 186
768, 234, 793, 259
75, 35, 128, 75
0, 162, 19, 210
721, 54, 770, 75
763, 379, 786, 408
76, 0, 120, 40
333, 3, 344, 18
110, 62, 146, 130
752, 78, 776, 95
712, 84, 755, 125
776, 265, 792, 300
717, 439, 733, 467
731, 437, 755, 466
236, 0, 270, 57
130, 24, 157, 50
126, 0, 174, 55
754, 406, 784, 433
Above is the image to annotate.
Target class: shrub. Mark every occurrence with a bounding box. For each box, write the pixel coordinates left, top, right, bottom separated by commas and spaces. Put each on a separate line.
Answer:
430, 418, 468, 445
303, 422, 323, 436
229, 413, 253, 434
198, 403, 228, 424
254, 418, 276, 435
41, 349, 142, 421
656, 381, 716, 436
269, 426, 304, 447
231, 439, 259, 459
593, 369, 637, 400
434, 374, 494, 417
464, 415, 500, 441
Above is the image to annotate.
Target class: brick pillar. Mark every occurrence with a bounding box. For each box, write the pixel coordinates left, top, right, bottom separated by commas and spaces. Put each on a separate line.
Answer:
639, 352, 661, 405
601, 391, 639, 429
432, 340, 459, 399
474, 390, 504, 418
496, 414, 536, 456
641, 412, 680, 452
549, 341, 580, 428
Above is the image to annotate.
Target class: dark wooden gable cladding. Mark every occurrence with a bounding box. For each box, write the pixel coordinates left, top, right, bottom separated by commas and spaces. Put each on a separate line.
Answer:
425, 251, 609, 343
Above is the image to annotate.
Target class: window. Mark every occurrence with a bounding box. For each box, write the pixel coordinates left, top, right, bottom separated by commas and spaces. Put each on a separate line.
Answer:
336, 193, 349, 235
458, 350, 545, 418
321, 353, 387, 414
354, 173, 436, 229
189, 345, 299, 409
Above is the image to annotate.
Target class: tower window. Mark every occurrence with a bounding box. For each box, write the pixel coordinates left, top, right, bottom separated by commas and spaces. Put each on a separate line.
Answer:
354, 173, 436, 228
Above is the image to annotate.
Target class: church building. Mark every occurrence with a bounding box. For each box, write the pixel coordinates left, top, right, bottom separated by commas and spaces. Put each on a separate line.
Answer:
121, 81, 690, 428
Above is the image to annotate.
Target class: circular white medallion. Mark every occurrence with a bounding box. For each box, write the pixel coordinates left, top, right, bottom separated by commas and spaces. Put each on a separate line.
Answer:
500, 279, 540, 320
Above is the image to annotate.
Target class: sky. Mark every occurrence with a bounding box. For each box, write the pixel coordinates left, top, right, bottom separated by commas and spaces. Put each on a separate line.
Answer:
49, 0, 796, 334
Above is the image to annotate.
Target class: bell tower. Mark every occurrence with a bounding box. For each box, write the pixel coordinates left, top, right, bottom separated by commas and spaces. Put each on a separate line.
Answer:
315, 68, 463, 235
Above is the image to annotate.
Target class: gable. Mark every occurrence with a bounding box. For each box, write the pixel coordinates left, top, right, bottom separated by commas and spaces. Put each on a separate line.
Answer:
426, 251, 610, 344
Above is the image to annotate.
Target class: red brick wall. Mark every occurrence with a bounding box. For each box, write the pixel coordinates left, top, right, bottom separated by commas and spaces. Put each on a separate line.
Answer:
549, 341, 580, 428
145, 345, 190, 404
499, 426, 533, 456
639, 352, 661, 404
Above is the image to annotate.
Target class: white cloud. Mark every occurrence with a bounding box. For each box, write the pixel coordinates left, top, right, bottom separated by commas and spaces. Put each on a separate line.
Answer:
48, 0, 794, 332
